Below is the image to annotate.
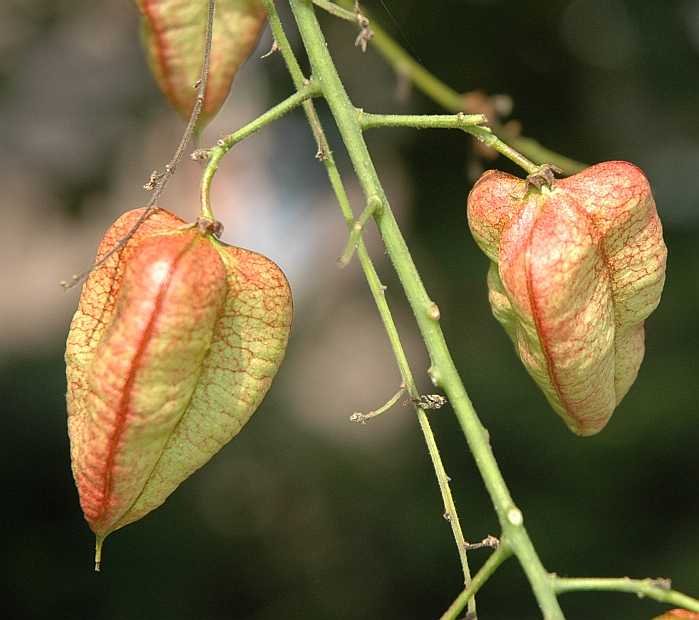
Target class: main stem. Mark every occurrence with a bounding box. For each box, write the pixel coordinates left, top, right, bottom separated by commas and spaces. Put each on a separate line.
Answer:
289, 1, 564, 617
260, 3, 474, 609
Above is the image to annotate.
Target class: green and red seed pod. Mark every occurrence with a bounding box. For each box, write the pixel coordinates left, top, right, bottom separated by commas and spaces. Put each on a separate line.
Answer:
65, 207, 292, 567
467, 161, 667, 436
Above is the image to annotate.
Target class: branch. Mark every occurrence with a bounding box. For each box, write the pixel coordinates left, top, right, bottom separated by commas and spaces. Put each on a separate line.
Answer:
198, 80, 320, 219
333, 0, 586, 175
357, 111, 540, 174
439, 541, 513, 620
358, 111, 486, 131
261, 1, 475, 612
287, 1, 564, 617
62, 0, 217, 290
337, 195, 382, 267
312, 0, 355, 22
554, 576, 699, 613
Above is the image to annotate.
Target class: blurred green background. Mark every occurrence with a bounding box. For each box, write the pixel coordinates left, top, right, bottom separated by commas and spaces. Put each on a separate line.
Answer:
1, 1, 697, 619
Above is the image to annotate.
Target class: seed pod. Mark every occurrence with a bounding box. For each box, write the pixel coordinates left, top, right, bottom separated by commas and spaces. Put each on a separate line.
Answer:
467, 161, 666, 436
653, 611, 699, 619
136, 0, 267, 123
65, 208, 292, 566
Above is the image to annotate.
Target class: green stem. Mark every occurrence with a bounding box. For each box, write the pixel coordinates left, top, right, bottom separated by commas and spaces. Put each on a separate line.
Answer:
554, 577, 699, 612
358, 111, 486, 131
440, 542, 513, 620
468, 126, 540, 175
199, 81, 319, 220
263, 3, 475, 609
312, 0, 355, 22
338, 195, 382, 266
288, 1, 564, 617
357, 111, 539, 174
335, 0, 586, 175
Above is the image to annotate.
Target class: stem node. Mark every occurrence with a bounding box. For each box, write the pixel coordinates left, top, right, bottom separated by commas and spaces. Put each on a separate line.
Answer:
506, 507, 524, 527
428, 365, 443, 388
427, 302, 441, 321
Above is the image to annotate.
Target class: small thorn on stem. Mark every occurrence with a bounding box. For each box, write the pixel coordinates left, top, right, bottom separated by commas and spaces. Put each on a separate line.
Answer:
507, 507, 524, 526
428, 365, 443, 388
261, 39, 279, 59
427, 302, 441, 321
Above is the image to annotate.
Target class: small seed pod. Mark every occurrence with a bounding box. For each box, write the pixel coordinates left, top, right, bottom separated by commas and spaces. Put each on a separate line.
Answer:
467, 161, 666, 436
65, 208, 292, 566
136, 0, 267, 124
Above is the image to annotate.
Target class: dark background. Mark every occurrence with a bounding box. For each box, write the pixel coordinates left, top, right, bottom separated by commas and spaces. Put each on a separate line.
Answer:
2, 1, 698, 619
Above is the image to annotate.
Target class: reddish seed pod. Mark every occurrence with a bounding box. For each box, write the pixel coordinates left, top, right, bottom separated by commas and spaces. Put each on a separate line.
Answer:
65, 208, 292, 567
136, 0, 267, 124
467, 161, 667, 436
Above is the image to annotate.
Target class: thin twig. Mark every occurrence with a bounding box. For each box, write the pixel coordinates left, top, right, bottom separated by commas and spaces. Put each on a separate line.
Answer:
288, 1, 564, 616
467, 125, 540, 175
312, 0, 355, 21
61, 0, 217, 290
355, 110, 543, 175
439, 542, 513, 620
464, 535, 499, 551
199, 80, 320, 220
349, 385, 405, 423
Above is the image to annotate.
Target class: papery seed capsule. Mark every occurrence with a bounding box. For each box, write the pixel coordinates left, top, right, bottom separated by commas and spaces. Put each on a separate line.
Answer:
136, 0, 267, 124
467, 161, 666, 436
66, 208, 292, 566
